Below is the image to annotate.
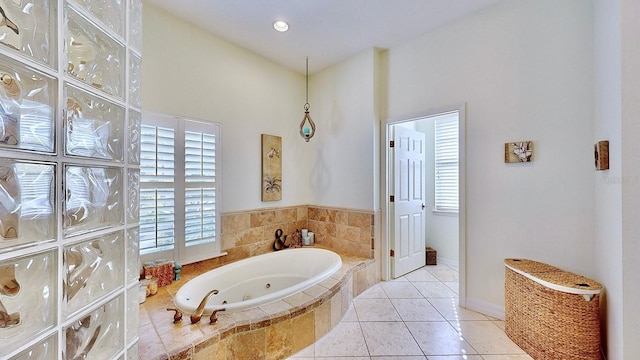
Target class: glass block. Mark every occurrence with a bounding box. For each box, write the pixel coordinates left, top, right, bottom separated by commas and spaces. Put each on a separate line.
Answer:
0, 160, 55, 253
125, 285, 139, 343
63, 231, 124, 317
68, 0, 124, 37
0, 55, 56, 153
63, 165, 123, 236
128, 0, 142, 53
0, 250, 57, 354
63, 294, 124, 360
65, 6, 125, 98
9, 333, 57, 360
125, 227, 139, 283
126, 342, 138, 360
0, 1, 55, 67
127, 169, 139, 224
65, 85, 124, 161
128, 52, 141, 108
127, 110, 140, 165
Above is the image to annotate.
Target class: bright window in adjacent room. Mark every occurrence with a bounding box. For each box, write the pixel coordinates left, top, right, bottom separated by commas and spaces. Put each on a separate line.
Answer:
434, 114, 459, 213
140, 113, 221, 264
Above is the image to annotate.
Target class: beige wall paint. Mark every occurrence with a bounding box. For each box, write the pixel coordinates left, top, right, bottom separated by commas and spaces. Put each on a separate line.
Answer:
593, 0, 623, 357
621, 0, 640, 356
141, 0, 640, 356
385, 0, 596, 313
306, 49, 378, 210
142, 4, 309, 213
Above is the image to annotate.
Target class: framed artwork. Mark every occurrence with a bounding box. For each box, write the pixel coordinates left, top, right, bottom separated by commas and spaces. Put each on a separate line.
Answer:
594, 140, 609, 171
261, 134, 282, 201
505, 141, 533, 163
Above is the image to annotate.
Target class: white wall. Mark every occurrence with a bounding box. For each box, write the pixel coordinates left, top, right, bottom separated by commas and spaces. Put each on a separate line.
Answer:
385, 0, 595, 312
621, 0, 640, 355
593, 0, 623, 357
415, 116, 459, 264
306, 49, 378, 210
142, 4, 309, 213
140, 1, 640, 354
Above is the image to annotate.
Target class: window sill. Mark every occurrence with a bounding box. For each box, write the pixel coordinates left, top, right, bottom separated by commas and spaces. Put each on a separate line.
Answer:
432, 210, 459, 216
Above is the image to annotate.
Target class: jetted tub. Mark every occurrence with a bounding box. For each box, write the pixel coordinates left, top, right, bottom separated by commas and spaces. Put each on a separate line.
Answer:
174, 247, 342, 315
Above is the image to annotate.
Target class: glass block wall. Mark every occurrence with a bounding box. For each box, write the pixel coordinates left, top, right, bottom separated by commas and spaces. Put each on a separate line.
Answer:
0, 0, 142, 358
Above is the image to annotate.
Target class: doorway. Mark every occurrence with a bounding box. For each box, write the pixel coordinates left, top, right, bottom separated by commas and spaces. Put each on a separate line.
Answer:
382, 104, 466, 307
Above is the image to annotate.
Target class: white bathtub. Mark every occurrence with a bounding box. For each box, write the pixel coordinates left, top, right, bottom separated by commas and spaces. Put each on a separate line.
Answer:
174, 247, 342, 315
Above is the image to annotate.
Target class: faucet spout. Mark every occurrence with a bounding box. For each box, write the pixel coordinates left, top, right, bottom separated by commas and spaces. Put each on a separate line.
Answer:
190, 289, 219, 324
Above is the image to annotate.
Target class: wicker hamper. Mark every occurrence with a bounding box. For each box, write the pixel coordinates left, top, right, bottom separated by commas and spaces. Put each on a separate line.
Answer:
504, 259, 602, 360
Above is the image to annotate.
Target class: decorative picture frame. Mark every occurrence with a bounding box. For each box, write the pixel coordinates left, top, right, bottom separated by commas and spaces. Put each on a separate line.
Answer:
505, 141, 533, 163
594, 140, 609, 171
261, 134, 282, 201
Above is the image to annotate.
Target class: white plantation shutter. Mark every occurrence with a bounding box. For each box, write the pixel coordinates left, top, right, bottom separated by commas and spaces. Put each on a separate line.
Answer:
434, 117, 458, 212
140, 124, 175, 254
183, 129, 217, 248
140, 113, 221, 263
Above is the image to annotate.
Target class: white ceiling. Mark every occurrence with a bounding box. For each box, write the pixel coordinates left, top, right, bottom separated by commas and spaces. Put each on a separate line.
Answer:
144, 0, 503, 74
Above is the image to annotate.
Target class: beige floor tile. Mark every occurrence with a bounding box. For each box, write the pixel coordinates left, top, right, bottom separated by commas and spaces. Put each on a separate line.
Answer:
412, 281, 458, 299
457, 321, 526, 355
423, 264, 452, 270
406, 321, 478, 356
427, 298, 488, 321
492, 320, 505, 331
391, 298, 446, 322
427, 269, 459, 282
361, 322, 423, 356
426, 356, 483, 360
403, 269, 439, 282
481, 355, 534, 360
342, 303, 359, 322
390, 274, 410, 282
381, 281, 424, 298
315, 358, 371, 360
354, 298, 402, 322
314, 322, 369, 357
288, 343, 314, 358
442, 282, 459, 294
358, 283, 388, 298
371, 356, 426, 359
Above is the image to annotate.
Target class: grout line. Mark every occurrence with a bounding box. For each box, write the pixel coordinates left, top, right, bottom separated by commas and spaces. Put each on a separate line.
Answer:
291, 265, 531, 359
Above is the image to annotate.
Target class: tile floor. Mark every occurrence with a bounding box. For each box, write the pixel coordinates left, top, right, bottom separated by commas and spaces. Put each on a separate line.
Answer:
288, 263, 533, 360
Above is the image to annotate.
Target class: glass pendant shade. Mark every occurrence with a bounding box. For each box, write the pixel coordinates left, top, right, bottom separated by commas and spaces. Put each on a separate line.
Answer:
299, 57, 316, 142
300, 103, 316, 142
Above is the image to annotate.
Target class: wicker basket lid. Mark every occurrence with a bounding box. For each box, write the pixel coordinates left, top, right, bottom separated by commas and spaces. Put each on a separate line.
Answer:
505, 258, 602, 295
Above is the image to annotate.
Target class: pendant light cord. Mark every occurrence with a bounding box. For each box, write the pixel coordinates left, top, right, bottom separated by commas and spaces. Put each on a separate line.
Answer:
304, 56, 310, 110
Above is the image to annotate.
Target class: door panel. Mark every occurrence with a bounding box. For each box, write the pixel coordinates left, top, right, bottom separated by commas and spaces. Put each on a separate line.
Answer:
392, 126, 426, 278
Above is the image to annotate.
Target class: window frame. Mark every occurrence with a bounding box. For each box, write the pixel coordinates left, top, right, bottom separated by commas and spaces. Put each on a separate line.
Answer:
139, 112, 222, 265
433, 114, 459, 214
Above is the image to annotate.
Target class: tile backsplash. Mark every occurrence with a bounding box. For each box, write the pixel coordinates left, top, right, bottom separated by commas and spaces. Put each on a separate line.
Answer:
220, 205, 374, 264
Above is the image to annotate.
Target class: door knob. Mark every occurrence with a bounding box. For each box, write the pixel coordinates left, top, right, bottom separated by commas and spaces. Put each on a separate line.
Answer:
422, 203, 426, 209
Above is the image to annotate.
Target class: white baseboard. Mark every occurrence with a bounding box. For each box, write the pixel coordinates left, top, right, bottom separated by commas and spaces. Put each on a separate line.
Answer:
437, 256, 458, 267
465, 296, 505, 320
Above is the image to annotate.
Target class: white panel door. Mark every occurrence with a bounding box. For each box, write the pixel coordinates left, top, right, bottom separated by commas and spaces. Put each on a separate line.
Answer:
392, 126, 426, 278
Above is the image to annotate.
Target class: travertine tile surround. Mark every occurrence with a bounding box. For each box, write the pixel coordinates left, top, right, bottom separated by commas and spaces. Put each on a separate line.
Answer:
138, 248, 378, 359
222, 205, 375, 261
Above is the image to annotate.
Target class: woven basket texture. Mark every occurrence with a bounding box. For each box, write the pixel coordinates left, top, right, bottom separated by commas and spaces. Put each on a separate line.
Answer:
505, 261, 601, 359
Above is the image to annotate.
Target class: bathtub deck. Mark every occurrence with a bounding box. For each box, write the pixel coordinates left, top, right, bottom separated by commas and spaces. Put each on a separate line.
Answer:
138, 246, 377, 360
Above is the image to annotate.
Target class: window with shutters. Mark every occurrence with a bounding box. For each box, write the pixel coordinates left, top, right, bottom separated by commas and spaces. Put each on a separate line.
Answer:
434, 115, 459, 213
140, 113, 221, 264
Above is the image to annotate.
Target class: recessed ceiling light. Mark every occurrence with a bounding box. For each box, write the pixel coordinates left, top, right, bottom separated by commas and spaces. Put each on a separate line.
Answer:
273, 20, 289, 32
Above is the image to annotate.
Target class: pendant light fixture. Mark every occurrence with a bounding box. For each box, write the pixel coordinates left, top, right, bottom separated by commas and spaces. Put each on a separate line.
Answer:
299, 57, 316, 142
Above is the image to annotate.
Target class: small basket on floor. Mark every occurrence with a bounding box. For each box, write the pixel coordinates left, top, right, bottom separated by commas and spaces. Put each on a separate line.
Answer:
425, 247, 437, 265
